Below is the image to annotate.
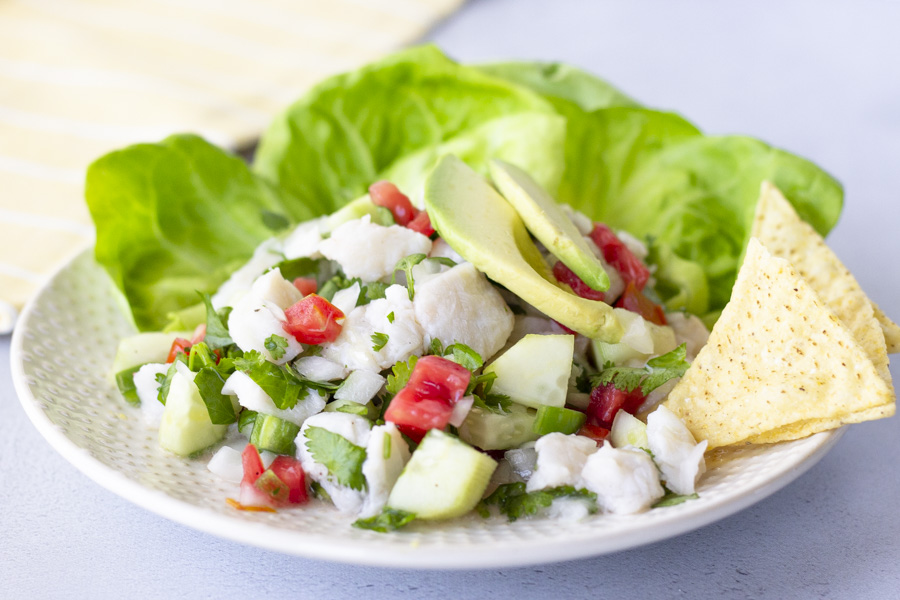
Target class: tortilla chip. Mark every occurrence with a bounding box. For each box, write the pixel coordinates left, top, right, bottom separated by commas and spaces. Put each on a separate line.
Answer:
752, 182, 894, 394
663, 238, 895, 449
872, 302, 900, 354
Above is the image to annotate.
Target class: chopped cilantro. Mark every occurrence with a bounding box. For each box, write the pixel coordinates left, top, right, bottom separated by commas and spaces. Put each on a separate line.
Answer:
371, 332, 389, 352
653, 491, 699, 508
194, 367, 237, 424
271, 256, 320, 282
391, 254, 428, 300
385, 355, 418, 395
304, 426, 367, 491
443, 342, 483, 371
264, 334, 289, 360
353, 508, 415, 533
429, 338, 444, 356
386, 311, 395, 324
477, 483, 598, 522
199, 292, 233, 350
233, 350, 305, 409
590, 344, 690, 395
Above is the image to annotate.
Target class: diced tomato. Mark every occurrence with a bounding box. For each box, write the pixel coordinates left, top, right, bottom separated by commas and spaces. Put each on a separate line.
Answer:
283, 294, 345, 344
553, 261, 605, 301
292, 277, 318, 296
586, 383, 646, 430
406, 210, 435, 237
166, 337, 192, 363
589, 223, 651, 291
384, 389, 451, 443
369, 181, 418, 226
166, 324, 207, 363
268, 455, 308, 504
577, 423, 610, 444
384, 355, 472, 442
241, 444, 265, 485
615, 281, 667, 326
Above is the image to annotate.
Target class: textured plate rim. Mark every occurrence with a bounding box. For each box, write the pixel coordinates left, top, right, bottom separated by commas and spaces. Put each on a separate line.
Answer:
10, 248, 843, 569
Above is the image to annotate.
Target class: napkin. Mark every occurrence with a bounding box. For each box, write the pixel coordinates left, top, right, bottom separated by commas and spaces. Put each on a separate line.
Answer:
0, 0, 463, 333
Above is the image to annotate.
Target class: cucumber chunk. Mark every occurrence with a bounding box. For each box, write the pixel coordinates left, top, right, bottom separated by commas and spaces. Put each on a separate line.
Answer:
158, 371, 227, 456
457, 403, 539, 450
484, 334, 574, 409
609, 410, 649, 450
387, 430, 497, 520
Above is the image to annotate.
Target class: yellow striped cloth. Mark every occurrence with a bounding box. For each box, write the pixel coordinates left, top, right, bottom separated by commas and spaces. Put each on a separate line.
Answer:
0, 0, 463, 332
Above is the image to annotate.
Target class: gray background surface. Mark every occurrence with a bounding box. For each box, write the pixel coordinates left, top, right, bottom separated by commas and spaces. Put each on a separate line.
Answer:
3, 1, 899, 598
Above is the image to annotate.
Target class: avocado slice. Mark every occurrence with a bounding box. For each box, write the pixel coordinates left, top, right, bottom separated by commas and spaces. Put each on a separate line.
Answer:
489, 159, 610, 292
424, 155, 623, 342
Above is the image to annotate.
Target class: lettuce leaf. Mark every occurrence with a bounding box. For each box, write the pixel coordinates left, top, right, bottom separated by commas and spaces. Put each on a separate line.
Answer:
86, 134, 313, 330
252, 45, 566, 209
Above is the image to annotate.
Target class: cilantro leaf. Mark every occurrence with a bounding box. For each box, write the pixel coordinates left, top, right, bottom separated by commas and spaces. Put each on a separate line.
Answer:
391, 253, 427, 300
443, 342, 483, 371
371, 332, 389, 352
353, 508, 416, 533
264, 334, 289, 360
385, 355, 418, 395
429, 338, 444, 356
386, 311, 395, 324
233, 350, 305, 409
477, 483, 598, 522
156, 355, 186, 405
199, 292, 233, 350
590, 344, 690, 395
194, 367, 237, 424
304, 426, 368, 491
653, 491, 699, 508
271, 256, 320, 281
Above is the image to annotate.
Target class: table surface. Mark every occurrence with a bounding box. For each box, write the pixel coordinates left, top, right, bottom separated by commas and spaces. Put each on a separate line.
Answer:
3, 1, 899, 598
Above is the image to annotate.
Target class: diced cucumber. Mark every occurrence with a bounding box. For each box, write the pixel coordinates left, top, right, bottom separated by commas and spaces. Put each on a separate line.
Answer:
457, 403, 539, 450
484, 334, 574, 409
387, 430, 497, 520
108, 331, 190, 383
532, 405, 586, 436
249, 413, 301, 455
609, 410, 649, 450
158, 371, 228, 456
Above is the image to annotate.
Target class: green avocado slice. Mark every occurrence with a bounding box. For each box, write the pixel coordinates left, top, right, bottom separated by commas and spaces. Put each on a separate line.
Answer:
489, 159, 610, 292
424, 155, 623, 342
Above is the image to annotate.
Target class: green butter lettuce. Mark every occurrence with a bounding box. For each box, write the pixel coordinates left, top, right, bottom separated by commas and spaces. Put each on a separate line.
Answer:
86, 45, 843, 330
253, 45, 565, 210
86, 134, 313, 330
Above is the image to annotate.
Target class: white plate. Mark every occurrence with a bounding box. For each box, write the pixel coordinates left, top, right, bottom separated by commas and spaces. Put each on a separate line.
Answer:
11, 249, 842, 569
